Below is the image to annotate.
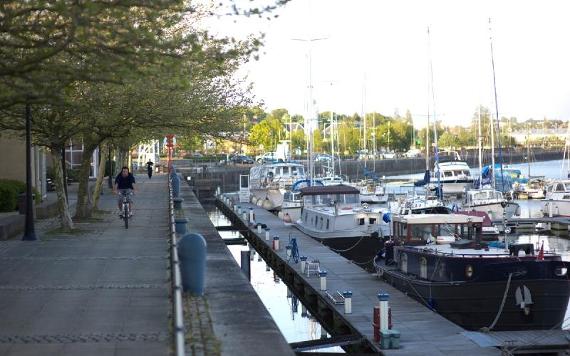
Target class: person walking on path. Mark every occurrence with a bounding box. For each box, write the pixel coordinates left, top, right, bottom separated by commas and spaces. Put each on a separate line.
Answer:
114, 166, 136, 215
146, 160, 154, 179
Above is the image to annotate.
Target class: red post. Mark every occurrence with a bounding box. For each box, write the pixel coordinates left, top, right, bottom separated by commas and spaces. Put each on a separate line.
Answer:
373, 306, 380, 342
166, 134, 174, 169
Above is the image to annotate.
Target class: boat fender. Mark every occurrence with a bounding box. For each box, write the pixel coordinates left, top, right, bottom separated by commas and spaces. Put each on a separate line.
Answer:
515, 285, 533, 315
382, 213, 391, 223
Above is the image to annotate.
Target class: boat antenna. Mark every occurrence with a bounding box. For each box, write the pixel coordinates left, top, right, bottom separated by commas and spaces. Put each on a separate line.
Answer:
427, 26, 442, 200
478, 105, 483, 188
489, 18, 505, 191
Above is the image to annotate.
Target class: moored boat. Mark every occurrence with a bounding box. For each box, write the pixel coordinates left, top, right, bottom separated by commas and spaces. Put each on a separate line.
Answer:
375, 214, 570, 331
294, 184, 390, 269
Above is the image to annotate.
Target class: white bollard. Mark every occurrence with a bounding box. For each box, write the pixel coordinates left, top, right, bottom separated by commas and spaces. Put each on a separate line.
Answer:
249, 208, 255, 224
257, 224, 263, 233
319, 271, 327, 291
378, 292, 390, 331
273, 236, 280, 250
242, 212, 248, 220
343, 291, 353, 314
300, 256, 307, 273
265, 228, 271, 241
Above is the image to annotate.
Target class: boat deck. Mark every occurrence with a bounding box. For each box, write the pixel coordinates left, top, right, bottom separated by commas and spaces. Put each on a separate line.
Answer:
219, 193, 501, 355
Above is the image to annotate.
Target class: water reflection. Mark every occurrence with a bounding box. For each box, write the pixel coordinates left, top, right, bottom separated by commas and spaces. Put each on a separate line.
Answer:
206, 205, 344, 353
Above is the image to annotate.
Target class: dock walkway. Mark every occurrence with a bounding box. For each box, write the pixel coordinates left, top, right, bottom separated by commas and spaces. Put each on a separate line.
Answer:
179, 183, 294, 356
218, 194, 500, 355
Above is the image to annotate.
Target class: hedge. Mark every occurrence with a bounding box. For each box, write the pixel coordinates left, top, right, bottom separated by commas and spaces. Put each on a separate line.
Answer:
0, 179, 39, 212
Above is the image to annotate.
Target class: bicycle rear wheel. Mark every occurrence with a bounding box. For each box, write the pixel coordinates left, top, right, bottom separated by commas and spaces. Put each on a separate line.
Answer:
123, 204, 129, 229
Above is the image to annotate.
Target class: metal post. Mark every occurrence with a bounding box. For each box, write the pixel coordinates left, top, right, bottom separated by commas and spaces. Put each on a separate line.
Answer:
23, 103, 37, 241
241, 250, 251, 281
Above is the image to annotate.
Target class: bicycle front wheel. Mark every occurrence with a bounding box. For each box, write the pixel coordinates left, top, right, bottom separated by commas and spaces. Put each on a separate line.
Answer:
123, 204, 129, 229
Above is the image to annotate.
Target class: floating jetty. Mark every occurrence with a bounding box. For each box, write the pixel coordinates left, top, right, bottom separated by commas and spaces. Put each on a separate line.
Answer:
217, 193, 504, 355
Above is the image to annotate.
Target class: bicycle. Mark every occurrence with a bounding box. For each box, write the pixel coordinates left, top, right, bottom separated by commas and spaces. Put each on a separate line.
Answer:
118, 190, 133, 229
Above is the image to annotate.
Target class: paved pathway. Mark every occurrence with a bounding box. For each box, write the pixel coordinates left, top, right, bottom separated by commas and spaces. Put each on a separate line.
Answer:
0, 174, 170, 356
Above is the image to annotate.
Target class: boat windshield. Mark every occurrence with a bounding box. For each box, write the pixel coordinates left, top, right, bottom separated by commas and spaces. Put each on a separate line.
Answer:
303, 193, 359, 206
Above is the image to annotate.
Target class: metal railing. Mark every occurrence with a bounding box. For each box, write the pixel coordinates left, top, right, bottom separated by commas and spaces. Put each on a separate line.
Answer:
168, 179, 185, 356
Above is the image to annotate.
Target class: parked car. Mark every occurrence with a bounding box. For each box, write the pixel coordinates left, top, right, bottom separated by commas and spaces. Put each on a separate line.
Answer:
404, 148, 422, 158
230, 155, 254, 164
314, 153, 333, 162
255, 152, 278, 163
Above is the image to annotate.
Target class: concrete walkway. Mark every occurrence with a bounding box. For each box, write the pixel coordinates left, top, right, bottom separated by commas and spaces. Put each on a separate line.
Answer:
0, 174, 170, 355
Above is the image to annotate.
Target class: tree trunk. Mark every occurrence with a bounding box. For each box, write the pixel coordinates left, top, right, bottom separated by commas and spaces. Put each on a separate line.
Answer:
50, 149, 74, 230
92, 144, 107, 210
74, 145, 96, 219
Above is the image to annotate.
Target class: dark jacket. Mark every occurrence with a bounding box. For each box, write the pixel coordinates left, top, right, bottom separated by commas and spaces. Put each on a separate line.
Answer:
115, 173, 135, 190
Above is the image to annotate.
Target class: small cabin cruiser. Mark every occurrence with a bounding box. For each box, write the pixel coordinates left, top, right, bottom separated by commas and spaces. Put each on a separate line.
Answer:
249, 162, 306, 210
432, 151, 474, 195
462, 188, 520, 221
542, 179, 570, 217
294, 185, 390, 269
376, 214, 570, 331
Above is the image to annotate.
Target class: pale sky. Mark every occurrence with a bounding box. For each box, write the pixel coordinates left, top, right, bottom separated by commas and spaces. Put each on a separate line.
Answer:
208, 0, 570, 127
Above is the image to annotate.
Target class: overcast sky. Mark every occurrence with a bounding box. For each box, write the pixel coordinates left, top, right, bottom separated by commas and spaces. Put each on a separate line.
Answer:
210, 0, 570, 127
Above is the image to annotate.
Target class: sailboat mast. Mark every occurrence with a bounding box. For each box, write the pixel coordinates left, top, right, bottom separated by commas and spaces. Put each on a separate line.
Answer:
490, 107, 496, 188
427, 26, 441, 199
478, 106, 483, 186
526, 122, 531, 178
489, 18, 505, 191
330, 111, 335, 178
362, 77, 367, 170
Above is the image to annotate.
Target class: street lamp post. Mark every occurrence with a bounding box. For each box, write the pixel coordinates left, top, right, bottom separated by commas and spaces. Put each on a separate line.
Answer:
107, 145, 113, 188
23, 103, 37, 241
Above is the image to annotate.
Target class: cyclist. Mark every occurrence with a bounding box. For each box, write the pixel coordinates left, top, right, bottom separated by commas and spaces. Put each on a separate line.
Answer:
113, 166, 136, 216
146, 160, 153, 179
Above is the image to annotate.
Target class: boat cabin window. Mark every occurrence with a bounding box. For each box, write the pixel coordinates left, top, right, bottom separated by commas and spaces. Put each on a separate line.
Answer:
291, 166, 304, 176
358, 218, 365, 225
444, 171, 453, 177
453, 170, 463, 176
393, 221, 480, 243
369, 217, 376, 225
555, 183, 566, 192
326, 219, 329, 230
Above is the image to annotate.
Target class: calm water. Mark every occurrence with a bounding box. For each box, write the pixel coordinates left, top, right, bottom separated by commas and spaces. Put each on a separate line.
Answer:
206, 206, 343, 353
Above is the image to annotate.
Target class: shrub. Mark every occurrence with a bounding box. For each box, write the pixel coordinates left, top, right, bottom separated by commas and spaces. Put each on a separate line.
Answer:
66, 169, 80, 182
0, 184, 17, 212
0, 179, 25, 212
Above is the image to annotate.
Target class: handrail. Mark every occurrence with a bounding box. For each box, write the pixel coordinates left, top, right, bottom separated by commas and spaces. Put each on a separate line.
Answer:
168, 178, 185, 356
